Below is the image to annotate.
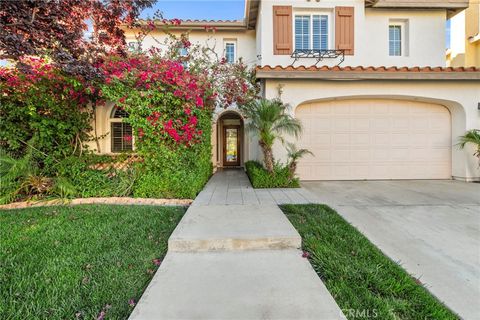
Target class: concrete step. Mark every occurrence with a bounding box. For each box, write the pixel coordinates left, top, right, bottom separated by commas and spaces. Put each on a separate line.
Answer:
129, 250, 346, 320
168, 204, 302, 252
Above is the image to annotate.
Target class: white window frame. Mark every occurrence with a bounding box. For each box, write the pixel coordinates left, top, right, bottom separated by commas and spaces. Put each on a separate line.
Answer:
223, 40, 237, 63
388, 20, 408, 57
293, 11, 333, 51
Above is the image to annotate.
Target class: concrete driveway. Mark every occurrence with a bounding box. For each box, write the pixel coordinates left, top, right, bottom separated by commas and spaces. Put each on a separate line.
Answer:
303, 180, 480, 320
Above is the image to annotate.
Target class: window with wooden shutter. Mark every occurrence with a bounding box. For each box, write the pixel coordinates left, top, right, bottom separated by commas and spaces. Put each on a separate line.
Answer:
335, 6, 354, 55
111, 108, 133, 153
273, 6, 292, 55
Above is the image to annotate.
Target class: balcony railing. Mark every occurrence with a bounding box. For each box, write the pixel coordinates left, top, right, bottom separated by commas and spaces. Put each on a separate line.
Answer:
291, 49, 345, 66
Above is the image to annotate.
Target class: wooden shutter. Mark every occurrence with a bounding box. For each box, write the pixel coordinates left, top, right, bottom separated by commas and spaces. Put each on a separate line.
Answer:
335, 6, 355, 55
273, 6, 292, 55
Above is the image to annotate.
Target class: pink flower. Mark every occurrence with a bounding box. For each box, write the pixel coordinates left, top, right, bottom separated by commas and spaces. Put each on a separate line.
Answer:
123, 134, 133, 142
195, 96, 204, 107
96, 311, 106, 320
152, 258, 162, 266
128, 299, 136, 307
302, 251, 310, 259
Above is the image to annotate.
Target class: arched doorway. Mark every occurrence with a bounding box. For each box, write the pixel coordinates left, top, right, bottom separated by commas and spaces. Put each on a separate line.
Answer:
215, 111, 244, 168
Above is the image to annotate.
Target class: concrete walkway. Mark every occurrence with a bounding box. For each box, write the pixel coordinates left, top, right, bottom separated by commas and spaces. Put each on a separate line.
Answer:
130, 169, 344, 320
194, 168, 319, 206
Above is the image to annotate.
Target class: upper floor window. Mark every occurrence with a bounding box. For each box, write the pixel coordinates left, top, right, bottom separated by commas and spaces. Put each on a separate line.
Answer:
224, 41, 236, 63
294, 14, 329, 51
127, 41, 141, 52
110, 107, 133, 153
389, 25, 402, 56
389, 20, 408, 57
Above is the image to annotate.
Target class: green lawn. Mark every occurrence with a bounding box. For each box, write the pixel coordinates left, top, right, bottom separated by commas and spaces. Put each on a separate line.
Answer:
0, 205, 186, 320
280, 204, 459, 320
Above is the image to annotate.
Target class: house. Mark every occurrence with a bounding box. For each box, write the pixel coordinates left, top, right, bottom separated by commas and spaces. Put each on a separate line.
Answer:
447, 0, 480, 67
92, 0, 480, 182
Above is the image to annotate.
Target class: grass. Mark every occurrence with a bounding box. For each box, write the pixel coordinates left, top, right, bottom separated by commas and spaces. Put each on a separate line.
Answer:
280, 204, 459, 320
0, 204, 186, 320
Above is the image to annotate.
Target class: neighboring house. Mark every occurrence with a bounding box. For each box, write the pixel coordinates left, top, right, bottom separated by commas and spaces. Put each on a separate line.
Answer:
92, 0, 480, 182
447, 0, 480, 67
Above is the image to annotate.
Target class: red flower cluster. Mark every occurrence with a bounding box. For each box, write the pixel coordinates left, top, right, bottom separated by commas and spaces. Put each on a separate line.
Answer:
100, 54, 211, 146
0, 57, 91, 105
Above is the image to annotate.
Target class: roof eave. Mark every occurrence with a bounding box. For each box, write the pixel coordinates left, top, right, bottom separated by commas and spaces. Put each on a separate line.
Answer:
130, 20, 248, 31
365, 0, 469, 18
256, 71, 480, 81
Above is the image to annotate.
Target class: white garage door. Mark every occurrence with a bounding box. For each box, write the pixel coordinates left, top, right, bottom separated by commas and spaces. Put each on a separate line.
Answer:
296, 99, 451, 180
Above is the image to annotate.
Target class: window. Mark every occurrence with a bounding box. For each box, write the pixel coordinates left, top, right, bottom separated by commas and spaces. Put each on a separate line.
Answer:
389, 25, 402, 56
388, 20, 408, 57
110, 108, 133, 153
179, 46, 188, 57
224, 42, 236, 63
127, 41, 141, 52
294, 14, 329, 51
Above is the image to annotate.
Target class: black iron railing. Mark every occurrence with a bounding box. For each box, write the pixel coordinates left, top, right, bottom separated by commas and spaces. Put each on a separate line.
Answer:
291, 49, 345, 66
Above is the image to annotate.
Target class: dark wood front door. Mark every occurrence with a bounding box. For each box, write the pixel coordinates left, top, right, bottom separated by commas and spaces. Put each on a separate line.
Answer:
223, 126, 240, 166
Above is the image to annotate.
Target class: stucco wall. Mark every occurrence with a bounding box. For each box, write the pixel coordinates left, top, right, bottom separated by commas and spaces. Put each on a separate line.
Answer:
125, 29, 258, 66
260, 79, 480, 180
258, 0, 447, 68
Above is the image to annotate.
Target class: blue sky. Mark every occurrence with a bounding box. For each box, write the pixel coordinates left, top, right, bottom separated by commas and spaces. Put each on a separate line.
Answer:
140, 0, 246, 20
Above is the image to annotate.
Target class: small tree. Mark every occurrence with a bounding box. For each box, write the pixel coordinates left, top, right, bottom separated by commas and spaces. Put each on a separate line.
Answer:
458, 129, 480, 166
285, 143, 313, 179
242, 99, 302, 173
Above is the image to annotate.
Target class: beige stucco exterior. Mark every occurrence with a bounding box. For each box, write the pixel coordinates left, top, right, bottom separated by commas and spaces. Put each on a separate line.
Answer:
262, 79, 480, 181
92, 0, 480, 181
258, 0, 447, 67
447, 0, 480, 67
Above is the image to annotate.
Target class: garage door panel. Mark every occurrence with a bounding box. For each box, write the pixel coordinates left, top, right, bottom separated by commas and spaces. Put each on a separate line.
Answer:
296, 99, 451, 180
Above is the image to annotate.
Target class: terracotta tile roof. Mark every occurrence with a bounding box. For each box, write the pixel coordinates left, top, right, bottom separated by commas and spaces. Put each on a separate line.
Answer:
257, 65, 480, 72
133, 19, 248, 30
256, 65, 480, 80
137, 19, 244, 24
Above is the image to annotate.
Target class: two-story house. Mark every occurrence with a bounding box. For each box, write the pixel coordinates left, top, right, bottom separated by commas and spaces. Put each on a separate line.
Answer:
92, 0, 480, 182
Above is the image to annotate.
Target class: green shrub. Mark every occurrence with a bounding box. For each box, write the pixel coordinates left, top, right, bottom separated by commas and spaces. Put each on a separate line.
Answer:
55, 156, 136, 198
245, 160, 299, 188
133, 142, 212, 199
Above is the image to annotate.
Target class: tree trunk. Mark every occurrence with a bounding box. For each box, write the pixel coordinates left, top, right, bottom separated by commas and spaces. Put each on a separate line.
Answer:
259, 141, 274, 173
288, 161, 296, 179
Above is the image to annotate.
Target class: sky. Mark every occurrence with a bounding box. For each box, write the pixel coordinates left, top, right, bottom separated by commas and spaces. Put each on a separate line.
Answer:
140, 0, 246, 20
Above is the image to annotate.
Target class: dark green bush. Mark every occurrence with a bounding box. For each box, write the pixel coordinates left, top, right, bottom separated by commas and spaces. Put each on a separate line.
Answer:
55, 156, 136, 198
245, 160, 299, 188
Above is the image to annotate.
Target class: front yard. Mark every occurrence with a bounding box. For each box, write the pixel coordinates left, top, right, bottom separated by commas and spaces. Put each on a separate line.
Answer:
281, 204, 459, 320
0, 205, 185, 319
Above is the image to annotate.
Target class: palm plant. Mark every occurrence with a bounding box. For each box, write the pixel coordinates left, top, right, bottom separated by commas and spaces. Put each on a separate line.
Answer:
286, 142, 313, 179
458, 129, 480, 166
242, 99, 302, 173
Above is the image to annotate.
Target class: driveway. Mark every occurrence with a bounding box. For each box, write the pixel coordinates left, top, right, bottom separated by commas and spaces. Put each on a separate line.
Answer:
303, 180, 480, 320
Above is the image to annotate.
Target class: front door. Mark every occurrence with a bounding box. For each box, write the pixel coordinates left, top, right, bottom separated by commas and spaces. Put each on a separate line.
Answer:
223, 126, 240, 166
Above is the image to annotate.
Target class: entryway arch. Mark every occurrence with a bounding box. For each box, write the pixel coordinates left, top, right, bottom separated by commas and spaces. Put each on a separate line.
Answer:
213, 110, 245, 168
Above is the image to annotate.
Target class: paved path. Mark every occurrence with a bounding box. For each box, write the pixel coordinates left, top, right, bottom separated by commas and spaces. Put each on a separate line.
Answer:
130, 169, 344, 320
304, 180, 480, 320
194, 168, 319, 206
